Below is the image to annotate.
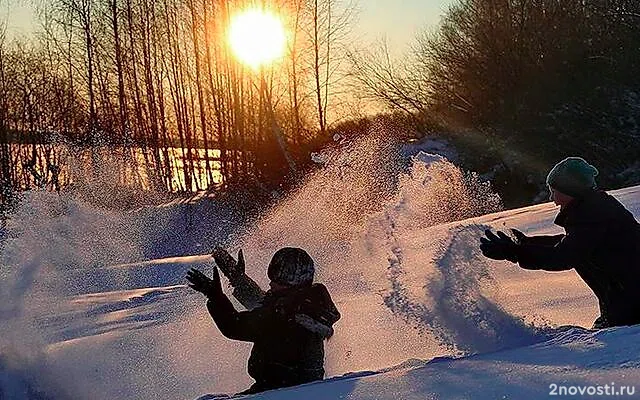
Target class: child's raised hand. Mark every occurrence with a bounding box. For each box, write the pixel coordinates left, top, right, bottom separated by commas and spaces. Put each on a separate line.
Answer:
186, 267, 222, 298
212, 247, 246, 284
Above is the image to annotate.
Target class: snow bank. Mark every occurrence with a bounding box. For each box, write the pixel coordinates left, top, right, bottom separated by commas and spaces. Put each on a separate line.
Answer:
246, 324, 640, 400
1, 130, 639, 399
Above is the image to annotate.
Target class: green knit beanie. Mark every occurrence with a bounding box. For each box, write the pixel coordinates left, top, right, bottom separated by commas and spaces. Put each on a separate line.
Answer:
546, 157, 599, 198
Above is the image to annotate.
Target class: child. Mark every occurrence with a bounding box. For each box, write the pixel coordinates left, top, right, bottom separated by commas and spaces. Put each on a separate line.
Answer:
187, 247, 340, 394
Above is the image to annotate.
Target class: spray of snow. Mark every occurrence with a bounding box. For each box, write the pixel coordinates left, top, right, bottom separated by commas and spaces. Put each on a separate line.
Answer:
1, 128, 547, 398
225, 132, 541, 371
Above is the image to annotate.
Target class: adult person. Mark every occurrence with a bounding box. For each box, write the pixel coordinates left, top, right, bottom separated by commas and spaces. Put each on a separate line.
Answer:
480, 157, 640, 329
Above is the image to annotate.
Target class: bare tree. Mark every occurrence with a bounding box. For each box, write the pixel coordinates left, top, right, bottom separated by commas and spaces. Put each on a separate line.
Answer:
309, 0, 355, 135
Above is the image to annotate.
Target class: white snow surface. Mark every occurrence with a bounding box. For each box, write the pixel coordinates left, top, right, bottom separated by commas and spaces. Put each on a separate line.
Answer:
1, 137, 639, 399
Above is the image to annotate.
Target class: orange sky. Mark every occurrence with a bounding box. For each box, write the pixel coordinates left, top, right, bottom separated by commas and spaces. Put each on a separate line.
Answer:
2, 0, 453, 50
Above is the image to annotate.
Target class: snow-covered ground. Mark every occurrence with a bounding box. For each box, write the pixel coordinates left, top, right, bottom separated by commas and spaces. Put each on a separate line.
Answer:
1, 136, 639, 399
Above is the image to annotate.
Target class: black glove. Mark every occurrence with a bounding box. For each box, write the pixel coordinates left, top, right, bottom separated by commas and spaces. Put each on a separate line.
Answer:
510, 228, 528, 244
212, 247, 245, 286
186, 267, 222, 298
480, 229, 519, 262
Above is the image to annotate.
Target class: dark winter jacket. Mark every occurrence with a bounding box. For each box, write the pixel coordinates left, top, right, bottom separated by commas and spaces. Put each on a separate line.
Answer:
206, 283, 341, 394
516, 190, 640, 328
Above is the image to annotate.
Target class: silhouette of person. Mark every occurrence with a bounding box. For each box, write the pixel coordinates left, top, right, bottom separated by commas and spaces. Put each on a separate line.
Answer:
187, 247, 340, 394
480, 157, 640, 328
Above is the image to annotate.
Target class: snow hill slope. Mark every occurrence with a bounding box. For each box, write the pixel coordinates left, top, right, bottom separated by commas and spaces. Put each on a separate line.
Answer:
245, 324, 640, 400
1, 137, 639, 399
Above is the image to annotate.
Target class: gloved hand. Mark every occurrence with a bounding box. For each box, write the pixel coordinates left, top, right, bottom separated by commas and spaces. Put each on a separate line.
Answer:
186, 267, 222, 298
212, 247, 245, 286
479, 229, 519, 262
510, 228, 528, 244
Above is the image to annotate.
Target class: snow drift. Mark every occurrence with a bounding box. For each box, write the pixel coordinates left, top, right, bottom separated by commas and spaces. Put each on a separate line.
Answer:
1, 133, 639, 399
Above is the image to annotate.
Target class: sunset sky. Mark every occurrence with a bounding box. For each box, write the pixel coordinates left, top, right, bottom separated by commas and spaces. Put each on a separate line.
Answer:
2, 0, 454, 51
356, 0, 452, 49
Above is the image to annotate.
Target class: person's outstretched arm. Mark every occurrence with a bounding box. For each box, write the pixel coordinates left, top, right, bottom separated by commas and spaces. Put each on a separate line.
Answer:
187, 267, 265, 342
212, 248, 266, 309
510, 228, 565, 247
516, 229, 598, 271
230, 274, 266, 310
480, 229, 572, 271
206, 292, 266, 342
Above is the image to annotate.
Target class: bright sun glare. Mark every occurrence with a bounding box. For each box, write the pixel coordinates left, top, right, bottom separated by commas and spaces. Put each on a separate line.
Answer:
229, 9, 286, 69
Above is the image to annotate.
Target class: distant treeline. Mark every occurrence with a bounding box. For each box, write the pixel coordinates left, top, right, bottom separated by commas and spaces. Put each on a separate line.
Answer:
0, 0, 354, 213
3, 0, 640, 214
352, 0, 640, 203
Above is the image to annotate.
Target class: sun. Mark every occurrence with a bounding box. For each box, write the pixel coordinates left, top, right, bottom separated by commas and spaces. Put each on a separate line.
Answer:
228, 8, 287, 69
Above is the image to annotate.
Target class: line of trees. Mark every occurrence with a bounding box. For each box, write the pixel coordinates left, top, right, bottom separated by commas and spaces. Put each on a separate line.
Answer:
0, 0, 355, 213
352, 0, 640, 201
6, 0, 638, 213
